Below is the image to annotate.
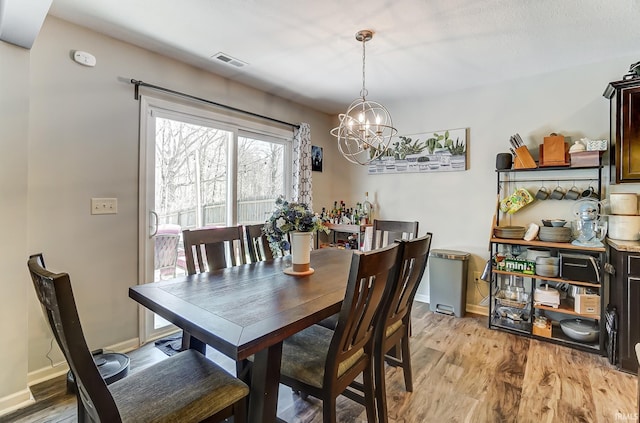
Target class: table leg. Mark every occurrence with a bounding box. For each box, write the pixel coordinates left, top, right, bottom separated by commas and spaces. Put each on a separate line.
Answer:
186, 332, 206, 355
248, 342, 283, 423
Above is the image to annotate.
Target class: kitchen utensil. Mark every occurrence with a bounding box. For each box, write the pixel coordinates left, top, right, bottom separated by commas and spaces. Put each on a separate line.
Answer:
496, 153, 513, 170
607, 215, 640, 241
534, 284, 560, 307
609, 193, 638, 215
494, 226, 527, 239
560, 318, 599, 343
538, 226, 572, 242
523, 223, 539, 241
550, 185, 565, 200
535, 186, 550, 200
527, 247, 551, 261
581, 186, 599, 200
564, 186, 581, 200
542, 219, 566, 227
500, 188, 534, 214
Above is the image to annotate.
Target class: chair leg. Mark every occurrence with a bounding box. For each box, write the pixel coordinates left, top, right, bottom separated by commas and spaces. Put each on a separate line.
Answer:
363, 364, 378, 423
233, 396, 247, 423
76, 391, 86, 423
400, 332, 413, 392
375, 345, 389, 423
323, 395, 338, 423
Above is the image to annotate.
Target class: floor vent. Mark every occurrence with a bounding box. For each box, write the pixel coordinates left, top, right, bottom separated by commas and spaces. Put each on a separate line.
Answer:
211, 52, 247, 68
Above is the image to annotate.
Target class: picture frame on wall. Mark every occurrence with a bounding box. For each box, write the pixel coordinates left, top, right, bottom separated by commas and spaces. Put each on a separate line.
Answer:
312, 145, 323, 172
368, 127, 468, 175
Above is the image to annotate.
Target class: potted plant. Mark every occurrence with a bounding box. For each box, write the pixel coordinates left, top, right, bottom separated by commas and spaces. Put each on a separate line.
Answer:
264, 197, 329, 275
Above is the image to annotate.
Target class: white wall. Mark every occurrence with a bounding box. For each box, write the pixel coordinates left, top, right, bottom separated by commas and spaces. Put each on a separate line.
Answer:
5, 10, 640, 416
1, 15, 340, 412
346, 55, 640, 312
0, 39, 31, 412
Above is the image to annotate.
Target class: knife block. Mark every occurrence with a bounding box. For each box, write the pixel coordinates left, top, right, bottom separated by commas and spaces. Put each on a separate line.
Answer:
513, 146, 537, 169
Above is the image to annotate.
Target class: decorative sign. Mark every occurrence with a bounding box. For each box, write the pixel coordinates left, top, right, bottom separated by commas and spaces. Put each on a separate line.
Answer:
367, 128, 468, 174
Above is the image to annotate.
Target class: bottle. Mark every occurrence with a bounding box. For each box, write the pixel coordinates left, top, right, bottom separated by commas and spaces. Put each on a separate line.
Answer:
362, 192, 373, 224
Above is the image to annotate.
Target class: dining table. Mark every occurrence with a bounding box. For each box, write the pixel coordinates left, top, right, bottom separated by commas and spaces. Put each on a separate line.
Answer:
129, 247, 354, 423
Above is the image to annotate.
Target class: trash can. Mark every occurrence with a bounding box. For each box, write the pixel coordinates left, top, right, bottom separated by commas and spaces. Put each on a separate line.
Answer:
429, 249, 470, 317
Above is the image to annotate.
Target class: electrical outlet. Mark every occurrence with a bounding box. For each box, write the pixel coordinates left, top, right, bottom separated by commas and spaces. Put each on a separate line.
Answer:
91, 198, 118, 215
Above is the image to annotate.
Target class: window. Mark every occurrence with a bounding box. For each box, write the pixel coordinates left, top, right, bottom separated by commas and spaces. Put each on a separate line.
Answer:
146, 98, 292, 230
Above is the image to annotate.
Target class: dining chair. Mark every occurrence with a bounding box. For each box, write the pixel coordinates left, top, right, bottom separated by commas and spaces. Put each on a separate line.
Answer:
276, 243, 400, 423
244, 224, 273, 262
181, 226, 248, 356
372, 233, 432, 423
154, 224, 181, 280
182, 226, 246, 274
27, 254, 249, 423
370, 219, 419, 250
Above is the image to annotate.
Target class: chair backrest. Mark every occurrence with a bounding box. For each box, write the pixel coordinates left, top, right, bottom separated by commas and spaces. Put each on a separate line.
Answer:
371, 219, 419, 250
182, 226, 245, 274
154, 233, 180, 270
325, 243, 400, 387
381, 233, 432, 335
27, 254, 121, 422
244, 224, 273, 262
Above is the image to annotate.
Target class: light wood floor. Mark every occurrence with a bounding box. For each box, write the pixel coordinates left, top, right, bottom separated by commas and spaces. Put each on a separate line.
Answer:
2, 302, 637, 423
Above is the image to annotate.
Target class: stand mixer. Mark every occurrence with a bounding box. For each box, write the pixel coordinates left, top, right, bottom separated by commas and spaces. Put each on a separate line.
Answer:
570, 198, 608, 247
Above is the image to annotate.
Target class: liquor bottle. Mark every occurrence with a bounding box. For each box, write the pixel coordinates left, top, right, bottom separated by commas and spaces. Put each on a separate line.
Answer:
362, 192, 373, 224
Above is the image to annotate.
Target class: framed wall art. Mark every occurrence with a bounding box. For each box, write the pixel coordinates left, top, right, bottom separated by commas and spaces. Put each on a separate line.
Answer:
312, 145, 323, 172
368, 128, 468, 175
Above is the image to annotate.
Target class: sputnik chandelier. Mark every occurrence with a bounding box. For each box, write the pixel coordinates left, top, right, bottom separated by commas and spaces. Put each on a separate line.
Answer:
331, 30, 397, 165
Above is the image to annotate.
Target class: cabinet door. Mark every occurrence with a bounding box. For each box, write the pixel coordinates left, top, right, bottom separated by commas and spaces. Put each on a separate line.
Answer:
619, 85, 640, 181
623, 276, 640, 372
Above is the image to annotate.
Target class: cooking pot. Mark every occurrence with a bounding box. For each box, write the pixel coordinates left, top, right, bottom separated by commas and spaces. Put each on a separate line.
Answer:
560, 318, 599, 343
609, 193, 638, 215
607, 215, 640, 241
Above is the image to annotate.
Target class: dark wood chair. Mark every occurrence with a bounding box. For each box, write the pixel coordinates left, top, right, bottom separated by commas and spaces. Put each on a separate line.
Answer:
276, 243, 400, 423
370, 219, 419, 250
244, 224, 273, 262
27, 254, 249, 423
373, 234, 432, 422
182, 226, 246, 274
181, 226, 246, 350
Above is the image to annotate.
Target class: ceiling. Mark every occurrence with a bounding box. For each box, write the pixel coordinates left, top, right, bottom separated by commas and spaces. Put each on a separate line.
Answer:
47, 0, 640, 114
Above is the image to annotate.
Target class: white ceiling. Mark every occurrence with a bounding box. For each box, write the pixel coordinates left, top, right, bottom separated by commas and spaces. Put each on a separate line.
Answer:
48, 0, 640, 114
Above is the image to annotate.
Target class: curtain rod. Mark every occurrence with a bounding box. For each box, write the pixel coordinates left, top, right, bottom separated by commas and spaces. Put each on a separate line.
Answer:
130, 79, 300, 129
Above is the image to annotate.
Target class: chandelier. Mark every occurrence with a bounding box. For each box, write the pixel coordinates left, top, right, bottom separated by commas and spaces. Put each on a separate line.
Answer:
331, 30, 397, 165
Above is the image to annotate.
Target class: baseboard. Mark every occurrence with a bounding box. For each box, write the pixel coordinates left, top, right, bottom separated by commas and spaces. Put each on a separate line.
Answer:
0, 388, 34, 418
466, 304, 489, 316
414, 293, 429, 304
415, 294, 488, 317
26, 337, 140, 387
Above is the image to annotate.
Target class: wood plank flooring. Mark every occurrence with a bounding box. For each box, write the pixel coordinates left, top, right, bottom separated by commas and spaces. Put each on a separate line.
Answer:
1, 302, 636, 423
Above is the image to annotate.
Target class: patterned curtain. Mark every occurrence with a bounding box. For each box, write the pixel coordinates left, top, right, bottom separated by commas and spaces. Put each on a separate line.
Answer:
292, 122, 312, 208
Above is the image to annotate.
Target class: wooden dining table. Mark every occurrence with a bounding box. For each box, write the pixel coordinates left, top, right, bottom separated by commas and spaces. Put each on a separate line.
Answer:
129, 247, 354, 423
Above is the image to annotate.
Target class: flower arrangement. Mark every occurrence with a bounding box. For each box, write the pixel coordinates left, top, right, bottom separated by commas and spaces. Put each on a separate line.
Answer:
264, 197, 329, 253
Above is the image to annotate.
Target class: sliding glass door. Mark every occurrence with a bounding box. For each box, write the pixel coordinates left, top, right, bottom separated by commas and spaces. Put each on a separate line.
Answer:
138, 96, 291, 342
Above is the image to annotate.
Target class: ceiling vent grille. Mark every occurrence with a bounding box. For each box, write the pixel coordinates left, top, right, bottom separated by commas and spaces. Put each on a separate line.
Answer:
211, 52, 247, 68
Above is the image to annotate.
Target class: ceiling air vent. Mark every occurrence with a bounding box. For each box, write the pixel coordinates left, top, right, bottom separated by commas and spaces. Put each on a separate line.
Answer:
211, 52, 247, 68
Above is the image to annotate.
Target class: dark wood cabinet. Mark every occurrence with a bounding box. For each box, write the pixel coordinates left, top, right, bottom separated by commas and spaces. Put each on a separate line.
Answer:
608, 245, 640, 373
604, 79, 640, 183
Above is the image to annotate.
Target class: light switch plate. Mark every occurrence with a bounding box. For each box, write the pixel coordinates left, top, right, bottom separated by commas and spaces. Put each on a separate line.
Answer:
91, 198, 117, 215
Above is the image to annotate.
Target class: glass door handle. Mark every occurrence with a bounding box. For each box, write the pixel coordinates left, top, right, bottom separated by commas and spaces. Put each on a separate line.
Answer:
150, 211, 159, 237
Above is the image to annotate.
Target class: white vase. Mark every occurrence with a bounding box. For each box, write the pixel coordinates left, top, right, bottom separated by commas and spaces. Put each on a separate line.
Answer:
286, 231, 314, 275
